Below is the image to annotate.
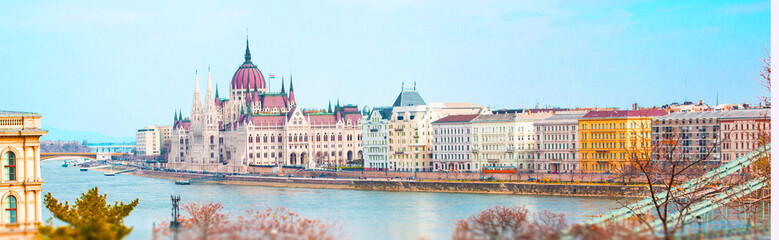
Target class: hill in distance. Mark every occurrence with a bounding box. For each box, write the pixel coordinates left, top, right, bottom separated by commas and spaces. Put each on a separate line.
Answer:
41, 127, 134, 144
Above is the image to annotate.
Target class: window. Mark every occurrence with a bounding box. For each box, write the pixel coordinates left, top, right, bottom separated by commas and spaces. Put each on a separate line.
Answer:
5, 195, 16, 223
2, 152, 15, 181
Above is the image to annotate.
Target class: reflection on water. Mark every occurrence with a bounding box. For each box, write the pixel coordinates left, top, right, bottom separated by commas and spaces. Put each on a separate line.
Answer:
41, 161, 618, 240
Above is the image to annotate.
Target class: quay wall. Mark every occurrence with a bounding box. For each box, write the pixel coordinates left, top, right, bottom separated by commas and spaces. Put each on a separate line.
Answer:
124, 169, 650, 197
352, 181, 650, 197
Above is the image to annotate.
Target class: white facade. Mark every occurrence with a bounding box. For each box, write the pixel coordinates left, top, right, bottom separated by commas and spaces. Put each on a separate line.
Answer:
432, 115, 477, 172
388, 102, 484, 172
535, 112, 585, 173
471, 113, 551, 171
362, 107, 391, 171
135, 125, 171, 156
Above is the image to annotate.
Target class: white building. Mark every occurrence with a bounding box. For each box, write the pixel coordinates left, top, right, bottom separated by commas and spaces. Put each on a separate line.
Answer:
471, 112, 551, 172
432, 114, 478, 172
362, 107, 392, 171
135, 125, 171, 156
168, 40, 362, 173
388, 101, 484, 172
535, 112, 586, 173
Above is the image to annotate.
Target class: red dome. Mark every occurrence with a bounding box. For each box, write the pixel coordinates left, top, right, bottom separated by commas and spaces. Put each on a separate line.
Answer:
231, 41, 266, 90
231, 62, 265, 90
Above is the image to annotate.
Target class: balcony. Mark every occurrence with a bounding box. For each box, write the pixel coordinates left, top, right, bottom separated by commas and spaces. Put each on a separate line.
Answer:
370, 129, 379, 132
394, 128, 403, 132
395, 151, 405, 154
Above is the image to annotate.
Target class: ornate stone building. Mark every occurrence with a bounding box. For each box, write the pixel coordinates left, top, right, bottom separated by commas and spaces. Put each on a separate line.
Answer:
0, 111, 46, 239
168, 40, 362, 173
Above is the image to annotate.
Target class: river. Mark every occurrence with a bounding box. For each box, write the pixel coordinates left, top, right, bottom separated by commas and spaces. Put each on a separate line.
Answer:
41, 160, 619, 240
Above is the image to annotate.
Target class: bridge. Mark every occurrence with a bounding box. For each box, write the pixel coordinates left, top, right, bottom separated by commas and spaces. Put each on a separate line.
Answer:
40, 152, 125, 161
582, 144, 770, 238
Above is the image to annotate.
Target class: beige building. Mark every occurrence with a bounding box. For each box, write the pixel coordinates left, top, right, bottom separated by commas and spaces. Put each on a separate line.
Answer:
135, 125, 171, 156
471, 112, 551, 172
388, 98, 484, 172
0, 111, 46, 239
719, 109, 770, 162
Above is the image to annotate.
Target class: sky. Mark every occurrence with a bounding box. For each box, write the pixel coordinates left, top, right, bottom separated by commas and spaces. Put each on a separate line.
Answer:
0, 0, 770, 139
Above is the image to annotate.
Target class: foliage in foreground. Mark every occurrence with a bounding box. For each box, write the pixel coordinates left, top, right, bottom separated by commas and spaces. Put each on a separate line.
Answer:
453, 205, 653, 240
38, 187, 140, 240
154, 201, 342, 240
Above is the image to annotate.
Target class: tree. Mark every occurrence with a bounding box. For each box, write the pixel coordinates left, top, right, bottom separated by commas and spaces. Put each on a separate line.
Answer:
38, 187, 140, 240
452, 205, 567, 240
154, 202, 342, 240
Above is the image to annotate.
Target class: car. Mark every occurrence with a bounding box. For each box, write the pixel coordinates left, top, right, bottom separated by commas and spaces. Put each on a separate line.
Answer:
527, 178, 537, 181
319, 174, 326, 178
287, 174, 294, 177
486, 177, 495, 181
393, 176, 401, 179
407, 177, 417, 180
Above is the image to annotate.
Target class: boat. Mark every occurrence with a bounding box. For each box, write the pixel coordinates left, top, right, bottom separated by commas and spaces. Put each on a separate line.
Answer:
104, 165, 114, 176
174, 180, 190, 185
79, 168, 88, 171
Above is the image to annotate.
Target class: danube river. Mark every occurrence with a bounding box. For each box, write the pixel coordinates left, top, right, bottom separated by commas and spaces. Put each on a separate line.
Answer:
41, 160, 619, 240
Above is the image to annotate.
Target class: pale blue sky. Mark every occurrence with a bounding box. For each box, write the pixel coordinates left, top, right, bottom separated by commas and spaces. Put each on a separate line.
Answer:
0, 0, 770, 139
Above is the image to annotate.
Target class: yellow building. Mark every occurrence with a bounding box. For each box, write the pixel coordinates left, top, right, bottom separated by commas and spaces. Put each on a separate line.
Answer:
0, 111, 46, 239
578, 110, 666, 173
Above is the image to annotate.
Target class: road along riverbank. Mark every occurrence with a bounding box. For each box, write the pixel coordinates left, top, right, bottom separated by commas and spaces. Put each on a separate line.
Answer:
105, 169, 650, 197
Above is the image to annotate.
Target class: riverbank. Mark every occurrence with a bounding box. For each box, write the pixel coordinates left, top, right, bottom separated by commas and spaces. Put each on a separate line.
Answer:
106, 168, 649, 197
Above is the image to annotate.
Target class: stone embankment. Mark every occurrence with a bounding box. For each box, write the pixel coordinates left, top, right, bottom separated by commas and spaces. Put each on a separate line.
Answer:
123, 169, 649, 197
352, 181, 649, 197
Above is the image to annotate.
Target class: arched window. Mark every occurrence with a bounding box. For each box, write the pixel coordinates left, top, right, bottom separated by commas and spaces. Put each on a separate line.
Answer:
5, 195, 16, 223
271, 134, 275, 143
263, 135, 268, 143
255, 135, 260, 143
2, 152, 15, 181
210, 136, 214, 144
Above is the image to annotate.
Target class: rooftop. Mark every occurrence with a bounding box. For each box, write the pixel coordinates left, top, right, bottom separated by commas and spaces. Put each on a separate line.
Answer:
582, 109, 667, 119
721, 109, 771, 119
0, 110, 41, 117
392, 89, 426, 107
433, 114, 479, 123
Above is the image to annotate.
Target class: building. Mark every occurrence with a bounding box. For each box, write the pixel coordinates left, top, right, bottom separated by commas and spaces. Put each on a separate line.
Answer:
535, 112, 586, 173
471, 112, 551, 172
362, 107, 392, 171
0, 111, 47, 239
387, 87, 484, 172
168, 40, 362, 173
135, 125, 171, 156
719, 109, 770, 162
431, 114, 478, 172
652, 111, 727, 166
578, 110, 668, 173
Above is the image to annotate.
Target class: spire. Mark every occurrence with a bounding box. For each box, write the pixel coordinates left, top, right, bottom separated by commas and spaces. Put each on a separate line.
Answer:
281, 76, 286, 93
288, 75, 296, 103
207, 66, 212, 91
244, 35, 252, 63
194, 69, 200, 93
178, 110, 182, 122
215, 84, 219, 99
328, 100, 332, 113
337, 98, 340, 108
174, 111, 178, 122
414, 81, 416, 91
241, 105, 245, 115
